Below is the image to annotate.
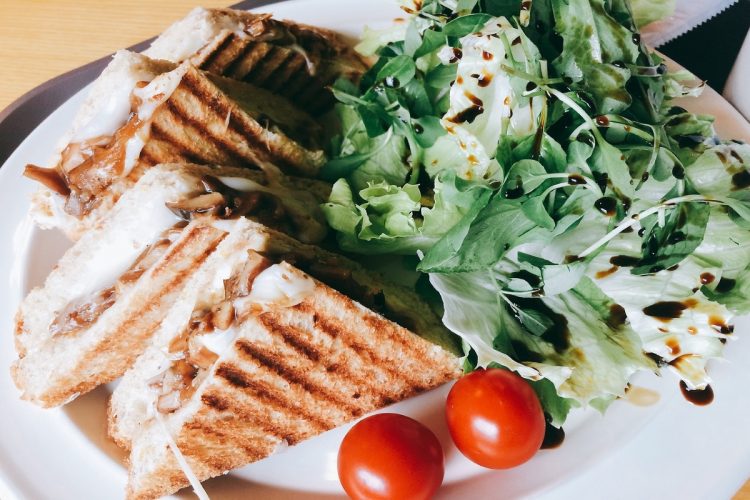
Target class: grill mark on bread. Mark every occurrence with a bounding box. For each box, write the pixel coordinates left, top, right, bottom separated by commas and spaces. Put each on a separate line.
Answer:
308, 311, 428, 393
234, 338, 364, 418
201, 393, 229, 411
242, 45, 285, 86
361, 312, 427, 356
152, 225, 225, 275
256, 313, 321, 362
298, 287, 431, 367
338, 297, 430, 366
223, 109, 299, 173
199, 31, 239, 71
145, 120, 214, 165
215, 364, 330, 431
178, 421, 272, 469
253, 49, 296, 87
263, 53, 307, 93
134, 67, 275, 172
256, 312, 397, 407
280, 70, 334, 116
200, 390, 303, 446
137, 148, 159, 166
277, 64, 314, 100
230, 42, 274, 81
159, 94, 252, 167
178, 70, 298, 171
222, 40, 265, 79
147, 115, 216, 164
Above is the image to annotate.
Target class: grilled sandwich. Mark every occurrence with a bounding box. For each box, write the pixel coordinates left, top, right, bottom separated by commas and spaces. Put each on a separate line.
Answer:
12, 163, 331, 407
107, 221, 461, 499
144, 7, 368, 115
27, 51, 326, 240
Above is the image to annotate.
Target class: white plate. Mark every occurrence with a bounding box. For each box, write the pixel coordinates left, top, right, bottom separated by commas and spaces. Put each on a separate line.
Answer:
1, 1, 749, 499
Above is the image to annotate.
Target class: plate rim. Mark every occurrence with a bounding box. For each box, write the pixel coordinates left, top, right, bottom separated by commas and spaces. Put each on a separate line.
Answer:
1, 2, 749, 499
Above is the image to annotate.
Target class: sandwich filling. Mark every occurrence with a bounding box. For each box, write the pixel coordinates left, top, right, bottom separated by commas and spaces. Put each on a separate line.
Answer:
48, 223, 187, 338
23, 70, 183, 216
150, 254, 315, 413
166, 174, 327, 243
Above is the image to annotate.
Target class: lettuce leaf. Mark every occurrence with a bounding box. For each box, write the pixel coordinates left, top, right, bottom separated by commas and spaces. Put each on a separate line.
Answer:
703, 268, 750, 315
549, 0, 639, 114
322, 171, 489, 254
427, 266, 653, 418
629, 0, 676, 28
323, 104, 410, 192
686, 142, 750, 200
438, 17, 546, 180
355, 23, 409, 57
419, 194, 539, 272
587, 227, 731, 389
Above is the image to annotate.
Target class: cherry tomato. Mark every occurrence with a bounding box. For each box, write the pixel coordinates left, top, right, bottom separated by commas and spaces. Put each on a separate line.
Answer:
337, 413, 444, 500
446, 368, 545, 469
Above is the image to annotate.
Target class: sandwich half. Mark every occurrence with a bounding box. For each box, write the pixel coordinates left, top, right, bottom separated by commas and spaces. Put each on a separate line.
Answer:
108, 223, 461, 499
110, 216, 460, 447
12, 164, 330, 407
27, 52, 326, 239
144, 7, 368, 115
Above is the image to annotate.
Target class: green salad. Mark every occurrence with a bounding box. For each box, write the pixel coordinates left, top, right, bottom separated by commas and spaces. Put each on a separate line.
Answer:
320, 0, 750, 426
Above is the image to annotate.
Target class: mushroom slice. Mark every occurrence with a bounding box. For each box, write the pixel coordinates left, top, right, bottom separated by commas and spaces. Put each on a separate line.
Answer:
166, 192, 226, 219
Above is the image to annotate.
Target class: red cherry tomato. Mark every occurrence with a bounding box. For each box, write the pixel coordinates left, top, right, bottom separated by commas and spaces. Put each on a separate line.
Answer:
337, 413, 444, 500
446, 368, 545, 469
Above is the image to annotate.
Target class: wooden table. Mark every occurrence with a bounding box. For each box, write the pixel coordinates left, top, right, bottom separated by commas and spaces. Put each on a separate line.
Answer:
0, 0, 231, 110
0, 1, 748, 498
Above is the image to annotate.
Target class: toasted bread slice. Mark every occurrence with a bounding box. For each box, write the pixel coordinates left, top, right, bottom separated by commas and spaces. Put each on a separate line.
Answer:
28, 55, 326, 240
144, 7, 367, 115
109, 249, 460, 499
12, 165, 330, 407
12, 221, 228, 407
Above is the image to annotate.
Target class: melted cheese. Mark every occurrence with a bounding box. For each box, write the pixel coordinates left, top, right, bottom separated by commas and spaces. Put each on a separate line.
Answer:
122, 127, 148, 178
118, 65, 186, 176
194, 327, 237, 356
133, 65, 186, 122
216, 176, 266, 192
216, 173, 327, 243
70, 52, 163, 142
76, 206, 181, 298
247, 264, 316, 308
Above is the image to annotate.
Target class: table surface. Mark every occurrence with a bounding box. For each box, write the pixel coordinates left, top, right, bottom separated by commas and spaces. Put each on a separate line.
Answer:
0, 1, 748, 498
